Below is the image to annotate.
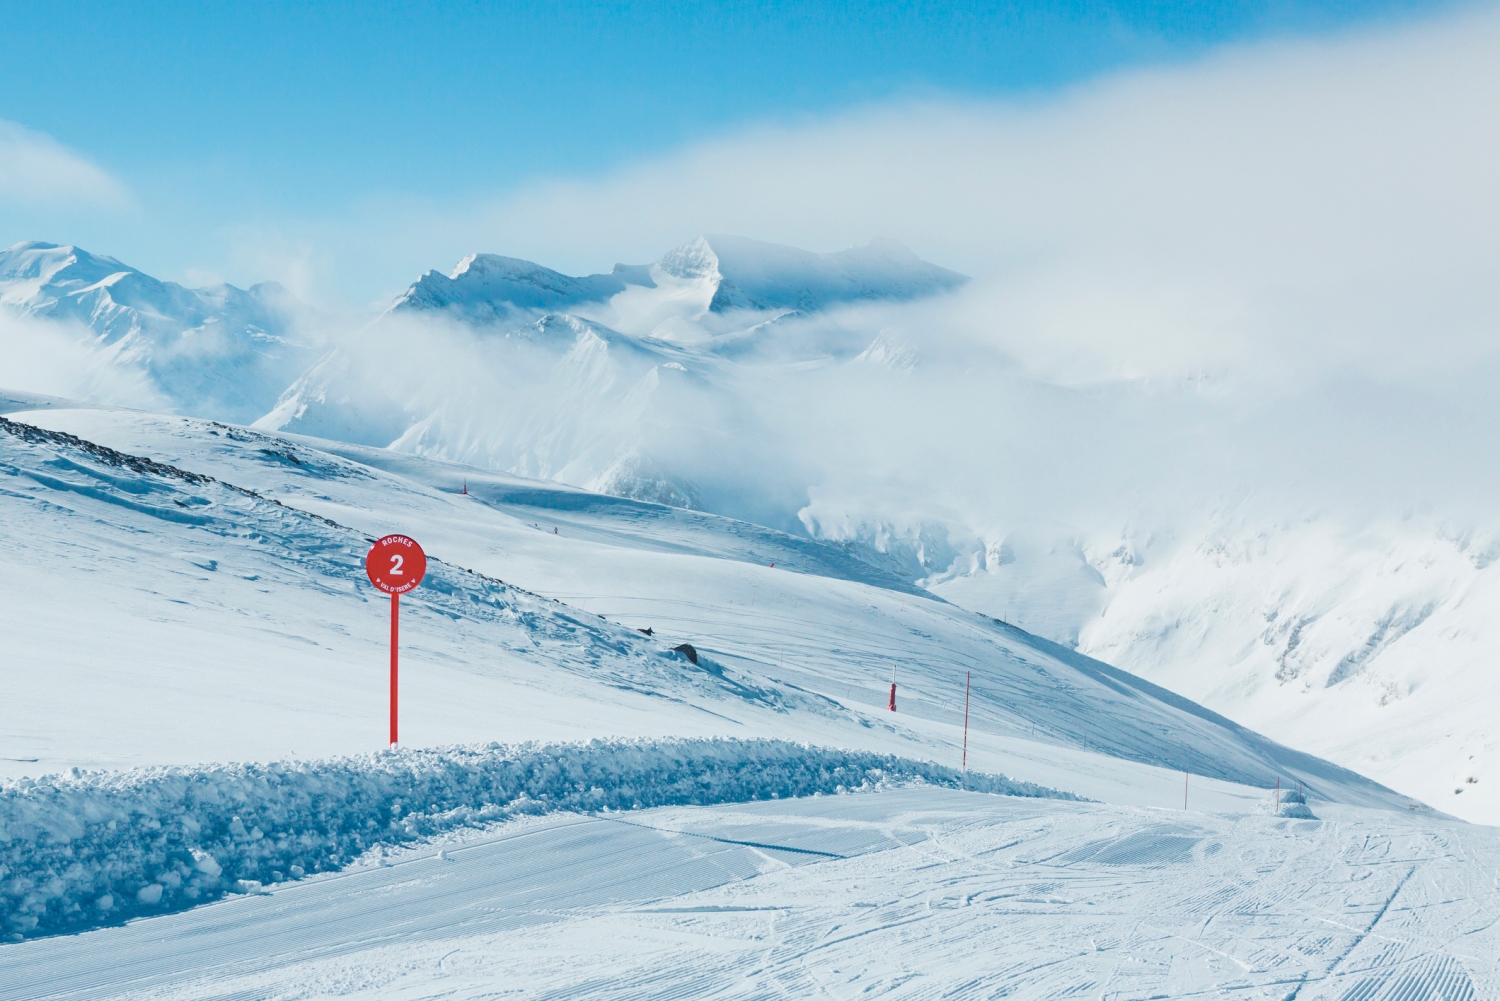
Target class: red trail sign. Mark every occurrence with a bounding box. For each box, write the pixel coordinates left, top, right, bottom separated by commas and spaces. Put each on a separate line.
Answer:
366, 535, 427, 745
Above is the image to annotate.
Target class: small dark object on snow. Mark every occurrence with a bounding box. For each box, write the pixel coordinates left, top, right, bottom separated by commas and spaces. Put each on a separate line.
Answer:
673, 643, 699, 665
637, 627, 654, 636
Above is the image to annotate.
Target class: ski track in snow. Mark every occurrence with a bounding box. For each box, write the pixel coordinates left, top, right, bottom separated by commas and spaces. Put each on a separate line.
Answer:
3, 789, 1497, 1000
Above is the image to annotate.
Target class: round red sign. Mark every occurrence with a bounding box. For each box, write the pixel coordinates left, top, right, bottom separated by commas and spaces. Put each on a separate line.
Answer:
365, 535, 427, 594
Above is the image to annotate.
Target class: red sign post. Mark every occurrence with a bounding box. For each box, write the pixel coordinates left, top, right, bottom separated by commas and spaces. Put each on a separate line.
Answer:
365, 535, 427, 745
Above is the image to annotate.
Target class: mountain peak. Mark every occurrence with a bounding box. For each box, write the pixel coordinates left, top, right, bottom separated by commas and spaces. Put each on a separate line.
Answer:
657, 236, 721, 282
0, 241, 316, 423
0, 241, 135, 289
392, 236, 967, 324
391, 253, 642, 323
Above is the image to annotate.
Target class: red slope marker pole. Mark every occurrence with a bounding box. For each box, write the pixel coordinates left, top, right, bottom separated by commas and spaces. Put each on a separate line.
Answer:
962, 671, 971, 771
390, 591, 399, 746
366, 535, 427, 749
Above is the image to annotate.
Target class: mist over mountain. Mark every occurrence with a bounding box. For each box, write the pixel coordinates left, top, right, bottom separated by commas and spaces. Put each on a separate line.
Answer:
0, 241, 321, 423
258, 234, 966, 524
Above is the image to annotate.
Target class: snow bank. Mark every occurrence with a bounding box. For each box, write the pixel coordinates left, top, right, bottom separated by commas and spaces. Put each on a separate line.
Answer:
0, 738, 1072, 940
1277, 785, 1317, 819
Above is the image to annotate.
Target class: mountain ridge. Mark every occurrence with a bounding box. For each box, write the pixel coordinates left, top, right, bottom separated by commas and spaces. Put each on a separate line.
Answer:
0, 241, 318, 423
389, 234, 968, 325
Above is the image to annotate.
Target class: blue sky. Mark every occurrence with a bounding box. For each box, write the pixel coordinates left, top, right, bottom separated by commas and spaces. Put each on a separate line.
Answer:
0, 0, 1466, 305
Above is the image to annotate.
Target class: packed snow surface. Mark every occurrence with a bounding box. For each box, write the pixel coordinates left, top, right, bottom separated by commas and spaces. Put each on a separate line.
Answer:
3, 788, 1494, 1000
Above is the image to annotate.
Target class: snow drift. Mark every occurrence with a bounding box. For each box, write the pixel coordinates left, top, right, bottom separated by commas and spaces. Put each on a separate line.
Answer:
0, 738, 1070, 940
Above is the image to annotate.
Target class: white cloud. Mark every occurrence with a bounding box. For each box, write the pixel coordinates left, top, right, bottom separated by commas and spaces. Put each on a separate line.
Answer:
239, 1, 1500, 535
205, 3, 1500, 531
0, 119, 131, 208
305, 2, 1500, 386
0, 311, 162, 408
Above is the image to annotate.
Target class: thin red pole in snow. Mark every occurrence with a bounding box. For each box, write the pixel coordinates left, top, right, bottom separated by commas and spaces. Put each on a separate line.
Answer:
888, 683, 897, 711
962, 671, 971, 771
390, 592, 399, 746
366, 535, 424, 748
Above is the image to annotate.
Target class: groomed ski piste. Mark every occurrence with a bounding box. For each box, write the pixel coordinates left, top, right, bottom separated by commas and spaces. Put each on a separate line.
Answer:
1, 393, 1497, 999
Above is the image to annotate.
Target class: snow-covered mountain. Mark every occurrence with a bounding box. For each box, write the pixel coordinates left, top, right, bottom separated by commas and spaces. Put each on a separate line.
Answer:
6, 400, 1374, 801
0, 241, 319, 423
257, 235, 962, 524
389, 253, 645, 324
664, 234, 968, 312
389, 234, 967, 328
920, 514, 1500, 822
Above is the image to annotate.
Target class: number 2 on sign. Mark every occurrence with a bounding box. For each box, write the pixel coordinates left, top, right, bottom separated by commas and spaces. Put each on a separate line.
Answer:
367, 536, 424, 596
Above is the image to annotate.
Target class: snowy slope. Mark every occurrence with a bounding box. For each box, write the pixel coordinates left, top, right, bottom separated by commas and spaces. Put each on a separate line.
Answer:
923, 515, 1500, 825
0, 242, 318, 423
0, 737, 1065, 940
5, 788, 1493, 1000
254, 311, 747, 512
0, 404, 1407, 814
3, 402, 1492, 996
